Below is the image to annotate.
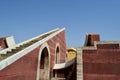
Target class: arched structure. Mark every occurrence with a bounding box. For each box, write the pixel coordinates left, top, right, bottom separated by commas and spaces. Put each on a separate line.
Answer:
53, 43, 60, 78
0, 28, 68, 80
55, 43, 60, 64
37, 42, 50, 80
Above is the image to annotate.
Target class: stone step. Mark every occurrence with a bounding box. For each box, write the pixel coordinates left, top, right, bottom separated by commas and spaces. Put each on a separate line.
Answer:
12, 48, 22, 52
0, 53, 13, 59
0, 56, 7, 60
20, 44, 29, 48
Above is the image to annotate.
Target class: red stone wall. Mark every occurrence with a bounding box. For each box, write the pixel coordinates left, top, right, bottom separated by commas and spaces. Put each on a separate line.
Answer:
0, 37, 8, 49
47, 30, 67, 77
85, 34, 100, 46
0, 47, 39, 80
83, 43, 120, 80
0, 30, 67, 80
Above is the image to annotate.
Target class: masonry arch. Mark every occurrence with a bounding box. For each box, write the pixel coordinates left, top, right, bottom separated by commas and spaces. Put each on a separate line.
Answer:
53, 43, 60, 78
36, 42, 50, 80
55, 43, 60, 64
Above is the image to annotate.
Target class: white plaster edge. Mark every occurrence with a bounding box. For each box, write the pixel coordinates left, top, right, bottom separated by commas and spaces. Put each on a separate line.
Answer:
36, 42, 50, 80
0, 28, 59, 54
16, 28, 59, 47
82, 41, 120, 50
53, 58, 75, 70
6, 36, 16, 48
94, 41, 120, 45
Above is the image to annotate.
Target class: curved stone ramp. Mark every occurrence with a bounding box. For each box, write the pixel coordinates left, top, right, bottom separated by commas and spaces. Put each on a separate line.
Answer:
53, 58, 76, 80
0, 28, 62, 70
53, 58, 75, 70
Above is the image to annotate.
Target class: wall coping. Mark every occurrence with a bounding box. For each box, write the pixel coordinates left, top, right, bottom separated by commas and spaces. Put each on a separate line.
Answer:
81, 41, 120, 50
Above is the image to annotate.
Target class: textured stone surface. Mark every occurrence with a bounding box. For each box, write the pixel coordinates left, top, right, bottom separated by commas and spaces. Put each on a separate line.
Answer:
83, 43, 120, 80
77, 47, 83, 80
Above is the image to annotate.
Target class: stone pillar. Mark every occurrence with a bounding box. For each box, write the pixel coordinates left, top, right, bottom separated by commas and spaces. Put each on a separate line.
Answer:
77, 47, 83, 80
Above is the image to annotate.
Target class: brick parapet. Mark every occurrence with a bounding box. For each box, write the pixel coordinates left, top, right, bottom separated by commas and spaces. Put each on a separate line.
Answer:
82, 41, 120, 80
0, 37, 8, 49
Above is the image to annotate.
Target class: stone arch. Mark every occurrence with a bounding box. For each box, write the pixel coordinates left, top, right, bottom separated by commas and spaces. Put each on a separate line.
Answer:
53, 43, 60, 78
36, 42, 50, 80
55, 43, 60, 64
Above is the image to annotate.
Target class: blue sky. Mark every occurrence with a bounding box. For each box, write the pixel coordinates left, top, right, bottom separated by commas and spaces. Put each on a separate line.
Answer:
0, 0, 120, 47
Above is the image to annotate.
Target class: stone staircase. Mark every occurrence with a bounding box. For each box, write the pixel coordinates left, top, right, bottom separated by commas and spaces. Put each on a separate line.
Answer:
0, 30, 58, 61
